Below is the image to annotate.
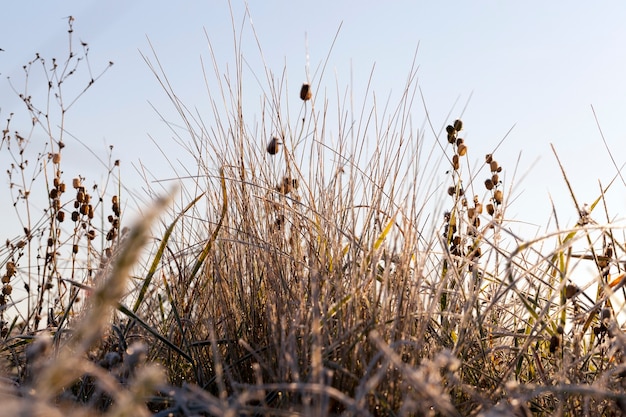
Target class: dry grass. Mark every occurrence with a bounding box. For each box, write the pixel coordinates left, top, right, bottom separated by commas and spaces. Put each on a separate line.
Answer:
0, 14, 625, 417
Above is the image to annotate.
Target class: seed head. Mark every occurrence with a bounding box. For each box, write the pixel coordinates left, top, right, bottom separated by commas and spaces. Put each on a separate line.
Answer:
267, 137, 281, 155
2, 284, 12, 295
493, 189, 503, 205
549, 334, 559, 353
300, 83, 312, 101
452, 154, 460, 170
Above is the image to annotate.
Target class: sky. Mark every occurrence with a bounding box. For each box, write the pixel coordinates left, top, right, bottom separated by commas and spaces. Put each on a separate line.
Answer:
1, 1, 626, 246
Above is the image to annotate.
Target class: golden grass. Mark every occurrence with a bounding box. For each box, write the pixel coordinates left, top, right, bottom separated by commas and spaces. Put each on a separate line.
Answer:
0, 14, 624, 417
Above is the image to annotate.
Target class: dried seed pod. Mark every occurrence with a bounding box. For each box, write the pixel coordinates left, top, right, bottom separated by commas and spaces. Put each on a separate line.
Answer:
549, 334, 559, 353
58, 182, 66, 193
1, 276, 9, 284
6, 262, 15, 277
447, 186, 455, 196
457, 144, 467, 156
485, 154, 493, 164
2, 284, 12, 296
475, 203, 483, 214
456, 138, 464, 146
300, 83, 312, 101
484, 178, 494, 191
601, 308, 611, 321
52, 153, 61, 164
453, 119, 463, 131
73, 244, 79, 254
493, 189, 503, 205
486, 203, 495, 216
71, 211, 80, 222
467, 207, 476, 219
56, 211, 65, 222
278, 176, 298, 194
76, 190, 85, 203
557, 325, 564, 334
267, 137, 281, 155
472, 216, 480, 228
87, 230, 96, 240
72, 177, 81, 189
469, 246, 482, 258
447, 134, 456, 144
489, 160, 499, 172
446, 125, 456, 136
452, 154, 460, 170
491, 173, 499, 185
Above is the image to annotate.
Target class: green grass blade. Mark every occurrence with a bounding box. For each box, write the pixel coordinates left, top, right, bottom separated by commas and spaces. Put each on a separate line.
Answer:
189, 167, 228, 282
118, 303, 194, 364
133, 191, 206, 313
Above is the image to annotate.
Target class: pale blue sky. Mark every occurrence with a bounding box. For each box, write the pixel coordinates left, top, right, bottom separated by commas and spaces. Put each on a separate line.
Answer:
2, 1, 626, 239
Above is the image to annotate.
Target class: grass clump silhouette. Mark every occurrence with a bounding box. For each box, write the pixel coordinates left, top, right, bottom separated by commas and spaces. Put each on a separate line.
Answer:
0, 14, 625, 417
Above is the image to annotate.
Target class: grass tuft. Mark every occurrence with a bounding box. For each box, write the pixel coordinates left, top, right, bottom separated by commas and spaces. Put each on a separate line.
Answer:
0, 13, 624, 417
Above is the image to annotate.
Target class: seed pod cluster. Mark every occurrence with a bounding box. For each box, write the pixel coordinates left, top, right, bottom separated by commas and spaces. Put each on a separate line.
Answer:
105, 195, 121, 245
276, 176, 299, 195
484, 153, 505, 210
442, 119, 488, 269
467, 194, 482, 231
443, 120, 470, 258
50, 176, 67, 222
1, 261, 16, 305
73, 185, 94, 221
446, 120, 468, 171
